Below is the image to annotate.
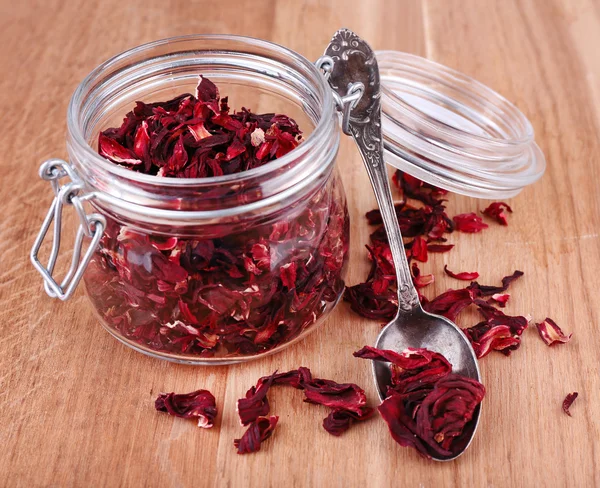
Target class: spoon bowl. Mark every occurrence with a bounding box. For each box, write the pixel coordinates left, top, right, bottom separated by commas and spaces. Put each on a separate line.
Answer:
372, 307, 482, 462
373, 308, 481, 401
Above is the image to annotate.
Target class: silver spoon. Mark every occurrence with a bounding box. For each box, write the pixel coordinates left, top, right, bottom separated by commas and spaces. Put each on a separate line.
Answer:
321, 29, 481, 461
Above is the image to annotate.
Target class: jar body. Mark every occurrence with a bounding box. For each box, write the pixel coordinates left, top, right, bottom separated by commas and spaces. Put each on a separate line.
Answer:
83, 170, 348, 363
60, 35, 343, 364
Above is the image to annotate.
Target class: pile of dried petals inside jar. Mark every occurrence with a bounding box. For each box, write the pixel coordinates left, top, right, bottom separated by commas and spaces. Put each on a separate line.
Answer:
88, 75, 348, 359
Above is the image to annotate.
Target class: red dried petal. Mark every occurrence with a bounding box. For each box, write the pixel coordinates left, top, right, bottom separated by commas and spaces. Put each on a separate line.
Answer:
562, 392, 578, 417
422, 288, 474, 321
344, 283, 397, 320
453, 213, 488, 233
236, 367, 372, 447
133, 120, 151, 160
255, 141, 273, 160
392, 170, 448, 207
166, 135, 188, 172
468, 270, 524, 296
302, 378, 368, 414
188, 121, 212, 141
250, 242, 270, 269
427, 243, 454, 253
463, 322, 521, 358
536, 318, 572, 346
411, 236, 428, 262
323, 407, 375, 436
98, 133, 142, 165
280, 262, 297, 289
225, 137, 247, 160
482, 202, 513, 225
444, 265, 479, 281
196, 75, 219, 102
490, 293, 510, 307
237, 373, 275, 426
155, 389, 217, 428
378, 393, 432, 458
234, 416, 278, 454
475, 301, 528, 334
354, 346, 452, 393
414, 374, 485, 456
412, 263, 434, 289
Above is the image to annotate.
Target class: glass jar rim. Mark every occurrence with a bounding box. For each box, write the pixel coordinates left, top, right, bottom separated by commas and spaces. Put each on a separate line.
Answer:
67, 34, 336, 190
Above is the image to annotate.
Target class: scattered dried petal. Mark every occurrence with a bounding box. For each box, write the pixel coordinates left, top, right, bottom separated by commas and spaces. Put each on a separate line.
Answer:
444, 265, 479, 281
562, 392, 578, 417
155, 389, 217, 428
234, 416, 279, 454
237, 373, 276, 426
453, 213, 488, 233
322, 407, 375, 436
427, 243, 454, 253
412, 263, 434, 289
482, 202, 513, 226
303, 378, 368, 414
463, 322, 521, 358
411, 236, 428, 262
536, 318, 572, 346
468, 270, 524, 296
422, 288, 474, 321
490, 293, 510, 307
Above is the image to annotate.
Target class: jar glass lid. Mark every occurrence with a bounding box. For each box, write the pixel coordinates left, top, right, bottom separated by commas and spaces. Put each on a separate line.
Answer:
376, 51, 545, 199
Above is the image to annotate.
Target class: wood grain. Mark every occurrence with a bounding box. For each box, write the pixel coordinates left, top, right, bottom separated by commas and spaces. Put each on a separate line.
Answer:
1, 0, 599, 486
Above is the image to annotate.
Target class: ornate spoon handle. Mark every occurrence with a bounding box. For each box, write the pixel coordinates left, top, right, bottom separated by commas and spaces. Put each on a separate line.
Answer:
321, 29, 420, 313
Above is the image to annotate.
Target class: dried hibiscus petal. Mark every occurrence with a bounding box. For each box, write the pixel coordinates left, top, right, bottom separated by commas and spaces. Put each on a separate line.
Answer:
468, 270, 524, 296
453, 213, 488, 233
98, 133, 142, 166
461, 301, 528, 358
411, 263, 434, 289
354, 346, 452, 393
474, 300, 528, 336
463, 322, 521, 358
562, 392, 578, 417
536, 318, 572, 346
443, 265, 479, 281
155, 389, 217, 428
422, 288, 474, 321
426, 243, 454, 253
234, 416, 279, 454
237, 373, 276, 426
322, 407, 375, 436
344, 283, 397, 320
302, 378, 368, 414
414, 374, 485, 457
482, 202, 513, 225
489, 293, 510, 307
410, 236, 428, 262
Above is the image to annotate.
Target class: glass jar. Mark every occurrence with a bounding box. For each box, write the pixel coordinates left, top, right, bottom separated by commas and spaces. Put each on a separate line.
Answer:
33, 35, 346, 364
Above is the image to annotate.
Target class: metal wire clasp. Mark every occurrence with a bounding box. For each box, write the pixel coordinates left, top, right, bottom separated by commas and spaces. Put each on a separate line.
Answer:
315, 56, 365, 136
30, 159, 106, 300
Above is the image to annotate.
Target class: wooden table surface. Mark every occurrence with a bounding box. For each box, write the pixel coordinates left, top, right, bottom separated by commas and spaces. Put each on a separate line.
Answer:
2, 0, 600, 486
